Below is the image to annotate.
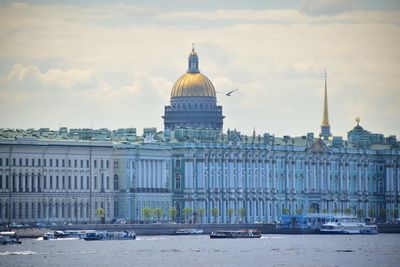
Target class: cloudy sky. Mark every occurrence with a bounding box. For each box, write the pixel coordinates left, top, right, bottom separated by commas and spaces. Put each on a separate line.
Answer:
0, 0, 399, 138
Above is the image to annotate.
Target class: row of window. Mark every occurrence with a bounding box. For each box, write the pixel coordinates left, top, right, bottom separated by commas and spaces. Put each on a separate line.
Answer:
0, 158, 110, 169
0, 174, 111, 191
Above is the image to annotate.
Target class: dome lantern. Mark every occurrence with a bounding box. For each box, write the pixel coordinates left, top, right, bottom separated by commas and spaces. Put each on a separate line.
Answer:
188, 43, 199, 73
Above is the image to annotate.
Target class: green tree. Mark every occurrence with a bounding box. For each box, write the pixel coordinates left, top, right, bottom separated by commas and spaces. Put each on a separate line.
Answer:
211, 208, 219, 223
197, 208, 206, 224
168, 207, 178, 222
153, 208, 164, 222
307, 207, 315, 214
357, 208, 364, 219
96, 208, 105, 223
182, 207, 193, 223
238, 208, 246, 223
227, 208, 234, 223
368, 208, 375, 218
296, 208, 303, 215
282, 208, 290, 215
321, 209, 328, 214
142, 207, 152, 223
344, 208, 352, 215
394, 209, 399, 218
333, 208, 340, 214
379, 208, 386, 222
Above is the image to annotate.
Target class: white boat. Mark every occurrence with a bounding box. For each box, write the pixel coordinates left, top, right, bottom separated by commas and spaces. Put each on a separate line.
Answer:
175, 228, 204, 235
0, 231, 22, 245
83, 230, 136, 241
320, 215, 378, 234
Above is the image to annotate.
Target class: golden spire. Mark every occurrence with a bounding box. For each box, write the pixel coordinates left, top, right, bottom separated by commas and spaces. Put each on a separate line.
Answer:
322, 71, 330, 127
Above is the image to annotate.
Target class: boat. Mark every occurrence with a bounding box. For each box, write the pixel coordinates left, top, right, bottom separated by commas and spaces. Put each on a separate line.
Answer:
83, 231, 136, 241
209, 229, 262, 239
0, 231, 22, 245
277, 214, 335, 232
320, 215, 378, 234
43, 230, 71, 240
175, 228, 204, 235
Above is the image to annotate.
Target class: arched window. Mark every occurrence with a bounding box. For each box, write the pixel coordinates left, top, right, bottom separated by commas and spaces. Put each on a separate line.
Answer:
114, 174, 119, 190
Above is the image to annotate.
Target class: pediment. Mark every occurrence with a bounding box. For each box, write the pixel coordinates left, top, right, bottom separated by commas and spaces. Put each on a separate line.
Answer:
307, 139, 331, 153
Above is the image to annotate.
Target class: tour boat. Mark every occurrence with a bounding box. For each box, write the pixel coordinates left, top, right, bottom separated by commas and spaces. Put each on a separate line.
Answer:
83, 231, 136, 241
0, 231, 22, 245
209, 229, 262, 239
43, 230, 71, 240
175, 228, 204, 235
320, 215, 378, 234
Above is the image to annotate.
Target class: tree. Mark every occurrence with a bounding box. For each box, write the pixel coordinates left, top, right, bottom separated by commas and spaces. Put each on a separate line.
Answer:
333, 208, 340, 214
357, 208, 364, 219
344, 208, 352, 215
142, 207, 152, 223
379, 208, 386, 222
197, 208, 206, 224
307, 207, 315, 214
211, 208, 219, 223
321, 209, 328, 214
168, 207, 178, 222
282, 208, 289, 215
238, 208, 246, 223
96, 208, 105, 224
227, 208, 234, 223
182, 207, 193, 223
153, 208, 164, 222
368, 208, 375, 218
296, 208, 303, 215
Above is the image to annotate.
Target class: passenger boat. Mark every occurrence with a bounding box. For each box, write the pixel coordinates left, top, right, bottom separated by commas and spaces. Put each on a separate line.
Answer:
83, 231, 136, 241
175, 228, 204, 235
0, 231, 22, 245
320, 215, 378, 234
43, 230, 71, 240
209, 229, 262, 239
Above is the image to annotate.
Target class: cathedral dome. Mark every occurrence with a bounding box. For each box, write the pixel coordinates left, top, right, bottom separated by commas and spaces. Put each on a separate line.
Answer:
171, 72, 216, 97
170, 46, 216, 97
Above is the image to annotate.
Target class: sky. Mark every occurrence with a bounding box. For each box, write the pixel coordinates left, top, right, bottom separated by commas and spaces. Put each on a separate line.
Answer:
0, 0, 399, 138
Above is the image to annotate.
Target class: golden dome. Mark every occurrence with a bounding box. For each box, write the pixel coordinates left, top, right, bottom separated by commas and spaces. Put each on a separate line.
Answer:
171, 72, 216, 97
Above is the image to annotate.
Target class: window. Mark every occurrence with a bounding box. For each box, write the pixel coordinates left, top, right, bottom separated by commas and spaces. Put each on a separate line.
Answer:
175, 174, 181, 189
0, 175, 2, 189
86, 160, 89, 168
175, 160, 181, 168
74, 176, 77, 189
56, 159, 59, 167
13, 158, 16, 166
50, 176, 53, 189
31, 159, 35, 166
94, 176, 97, 190
94, 160, 97, 168
6, 175, 9, 189
68, 176, 71, 189
106, 160, 109, 169
62, 176, 65, 189
62, 159, 65, 167
101, 174, 104, 191
0, 158, 2, 166
101, 160, 104, 168
25, 158, 29, 166
68, 160, 71, 167
19, 158, 22, 166
43, 175, 47, 189
106, 176, 110, 190
56, 176, 59, 189
80, 176, 83, 189
44, 159, 47, 167
38, 159, 41, 167
74, 160, 77, 168
86, 176, 90, 189
80, 160, 83, 168
6, 158, 9, 166
49, 159, 52, 167
114, 161, 119, 168
114, 175, 119, 190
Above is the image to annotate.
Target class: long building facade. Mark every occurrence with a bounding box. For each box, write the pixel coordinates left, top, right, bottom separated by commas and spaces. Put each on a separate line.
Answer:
1, 48, 399, 225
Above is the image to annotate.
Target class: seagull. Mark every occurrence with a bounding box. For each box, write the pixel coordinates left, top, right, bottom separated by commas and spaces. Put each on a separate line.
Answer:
226, 88, 239, 96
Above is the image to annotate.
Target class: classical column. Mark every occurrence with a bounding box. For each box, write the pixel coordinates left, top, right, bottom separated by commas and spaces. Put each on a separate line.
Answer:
320, 162, 324, 192
272, 159, 277, 191
385, 164, 391, 192
265, 159, 270, 190
285, 160, 289, 191
345, 163, 350, 192
339, 163, 343, 192
358, 163, 362, 192
305, 161, 309, 191
364, 164, 369, 192
327, 163, 331, 192
313, 162, 317, 190
291, 161, 296, 191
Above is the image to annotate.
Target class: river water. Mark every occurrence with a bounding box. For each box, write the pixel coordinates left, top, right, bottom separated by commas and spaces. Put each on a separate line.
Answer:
1, 234, 399, 267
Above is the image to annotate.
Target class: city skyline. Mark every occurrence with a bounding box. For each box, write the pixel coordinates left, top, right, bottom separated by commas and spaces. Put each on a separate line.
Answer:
1, 0, 399, 138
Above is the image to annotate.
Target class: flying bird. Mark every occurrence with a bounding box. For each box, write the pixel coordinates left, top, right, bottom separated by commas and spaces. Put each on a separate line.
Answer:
226, 88, 239, 96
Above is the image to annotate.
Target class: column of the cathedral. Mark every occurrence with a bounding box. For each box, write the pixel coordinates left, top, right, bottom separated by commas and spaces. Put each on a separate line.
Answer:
358, 163, 362, 193
272, 159, 277, 191
364, 164, 368, 192
304, 161, 309, 192
385, 164, 391, 192
228, 159, 234, 189
137, 160, 141, 188
327, 163, 331, 192
320, 162, 324, 192
265, 159, 270, 190
285, 160, 289, 191
345, 163, 350, 193
312, 162, 317, 190
291, 161, 296, 192
238, 159, 243, 188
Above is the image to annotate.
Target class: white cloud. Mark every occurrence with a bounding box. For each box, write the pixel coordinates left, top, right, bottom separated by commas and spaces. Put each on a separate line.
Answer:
300, 0, 353, 16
